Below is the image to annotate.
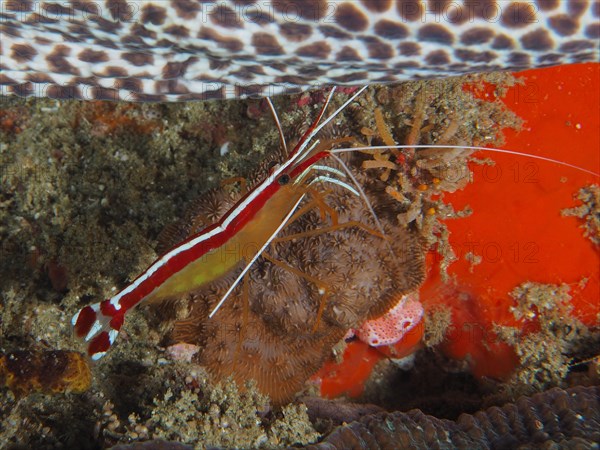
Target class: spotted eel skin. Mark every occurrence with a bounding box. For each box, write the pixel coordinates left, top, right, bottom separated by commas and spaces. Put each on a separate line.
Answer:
1, 0, 599, 101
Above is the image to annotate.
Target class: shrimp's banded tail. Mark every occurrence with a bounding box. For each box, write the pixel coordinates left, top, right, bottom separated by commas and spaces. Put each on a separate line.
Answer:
72, 300, 125, 360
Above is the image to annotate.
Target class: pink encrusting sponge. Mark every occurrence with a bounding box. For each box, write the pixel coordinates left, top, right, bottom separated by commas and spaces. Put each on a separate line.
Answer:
355, 293, 424, 347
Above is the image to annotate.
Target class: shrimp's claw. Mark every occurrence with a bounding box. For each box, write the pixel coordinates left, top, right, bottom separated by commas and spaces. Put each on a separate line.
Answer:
72, 300, 124, 360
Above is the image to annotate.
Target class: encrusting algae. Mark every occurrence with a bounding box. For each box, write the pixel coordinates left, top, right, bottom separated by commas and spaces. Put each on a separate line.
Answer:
562, 184, 600, 246
496, 281, 599, 396
0, 349, 91, 396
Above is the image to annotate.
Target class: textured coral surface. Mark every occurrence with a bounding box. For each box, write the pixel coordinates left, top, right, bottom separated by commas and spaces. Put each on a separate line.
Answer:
308, 386, 600, 449
168, 149, 426, 405
107, 386, 600, 449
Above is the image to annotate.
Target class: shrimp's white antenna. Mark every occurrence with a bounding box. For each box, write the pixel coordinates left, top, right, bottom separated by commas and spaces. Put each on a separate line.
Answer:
330, 153, 391, 250
266, 97, 288, 155
332, 145, 599, 177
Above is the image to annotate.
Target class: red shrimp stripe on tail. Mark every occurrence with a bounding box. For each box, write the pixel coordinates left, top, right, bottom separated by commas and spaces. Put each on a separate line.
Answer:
72, 302, 123, 360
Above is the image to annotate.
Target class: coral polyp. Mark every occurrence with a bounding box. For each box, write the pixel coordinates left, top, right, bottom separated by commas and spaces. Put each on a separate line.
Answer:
167, 148, 426, 404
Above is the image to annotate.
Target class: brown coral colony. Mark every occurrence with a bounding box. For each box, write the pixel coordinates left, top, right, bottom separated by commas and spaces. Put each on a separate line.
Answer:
166, 122, 426, 404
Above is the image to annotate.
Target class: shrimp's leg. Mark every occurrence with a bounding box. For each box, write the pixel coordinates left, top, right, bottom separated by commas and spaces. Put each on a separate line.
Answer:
285, 187, 338, 226
274, 187, 386, 243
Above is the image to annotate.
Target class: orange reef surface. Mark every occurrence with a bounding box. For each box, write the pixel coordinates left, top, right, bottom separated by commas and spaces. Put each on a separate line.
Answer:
318, 63, 600, 398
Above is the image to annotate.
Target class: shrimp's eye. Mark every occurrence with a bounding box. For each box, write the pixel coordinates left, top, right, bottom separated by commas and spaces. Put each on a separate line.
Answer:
278, 173, 290, 185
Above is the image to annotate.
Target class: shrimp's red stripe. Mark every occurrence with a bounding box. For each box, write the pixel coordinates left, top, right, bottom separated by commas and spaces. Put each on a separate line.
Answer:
119, 182, 281, 311
73, 306, 96, 338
